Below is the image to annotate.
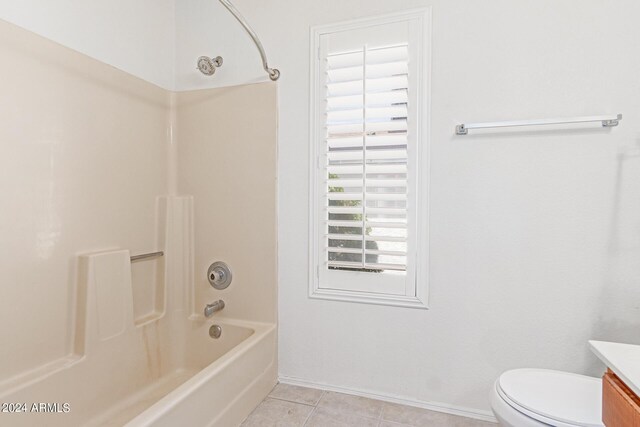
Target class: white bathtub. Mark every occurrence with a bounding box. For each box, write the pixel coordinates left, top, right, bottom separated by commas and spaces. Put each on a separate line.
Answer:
0, 190, 278, 427
0, 317, 276, 427
125, 318, 277, 427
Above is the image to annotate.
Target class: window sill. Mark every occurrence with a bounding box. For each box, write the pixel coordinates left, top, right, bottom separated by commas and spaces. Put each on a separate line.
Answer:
309, 287, 429, 309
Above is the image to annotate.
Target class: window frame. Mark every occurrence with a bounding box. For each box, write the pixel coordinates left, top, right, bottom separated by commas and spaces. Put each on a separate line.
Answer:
308, 8, 431, 309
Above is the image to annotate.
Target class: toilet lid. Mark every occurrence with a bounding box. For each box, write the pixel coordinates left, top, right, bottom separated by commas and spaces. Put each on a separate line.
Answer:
498, 369, 603, 427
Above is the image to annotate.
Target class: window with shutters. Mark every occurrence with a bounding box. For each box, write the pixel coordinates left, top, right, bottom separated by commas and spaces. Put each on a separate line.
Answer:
309, 10, 430, 308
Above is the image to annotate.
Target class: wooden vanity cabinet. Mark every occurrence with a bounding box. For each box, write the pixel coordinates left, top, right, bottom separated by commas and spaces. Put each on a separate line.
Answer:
603, 369, 640, 427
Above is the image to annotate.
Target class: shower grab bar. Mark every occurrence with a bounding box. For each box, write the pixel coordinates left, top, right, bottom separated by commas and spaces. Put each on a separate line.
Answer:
218, 0, 280, 81
455, 114, 622, 135
130, 251, 164, 262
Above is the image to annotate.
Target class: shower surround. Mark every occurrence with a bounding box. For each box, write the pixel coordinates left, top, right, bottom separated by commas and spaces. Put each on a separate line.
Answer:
0, 19, 277, 426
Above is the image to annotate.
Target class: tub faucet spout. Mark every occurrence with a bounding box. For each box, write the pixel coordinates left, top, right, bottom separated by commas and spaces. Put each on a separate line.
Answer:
204, 300, 225, 317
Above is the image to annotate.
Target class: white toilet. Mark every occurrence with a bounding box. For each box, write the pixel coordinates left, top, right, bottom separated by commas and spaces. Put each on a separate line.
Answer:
490, 369, 604, 426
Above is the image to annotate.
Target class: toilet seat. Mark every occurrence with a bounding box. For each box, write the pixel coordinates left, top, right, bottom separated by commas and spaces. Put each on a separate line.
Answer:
497, 369, 603, 427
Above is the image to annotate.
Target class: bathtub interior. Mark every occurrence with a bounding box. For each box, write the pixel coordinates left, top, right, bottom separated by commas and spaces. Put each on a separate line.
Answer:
182, 320, 256, 370
83, 320, 260, 427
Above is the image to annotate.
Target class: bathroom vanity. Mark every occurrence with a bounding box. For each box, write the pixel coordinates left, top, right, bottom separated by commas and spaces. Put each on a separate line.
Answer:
590, 341, 640, 426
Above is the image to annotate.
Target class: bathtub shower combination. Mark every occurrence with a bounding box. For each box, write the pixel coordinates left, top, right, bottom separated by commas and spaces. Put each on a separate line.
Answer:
0, 0, 279, 424
0, 197, 277, 427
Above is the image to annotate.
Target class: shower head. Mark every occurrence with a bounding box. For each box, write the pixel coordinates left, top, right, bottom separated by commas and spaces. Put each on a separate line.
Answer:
197, 56, 223, 76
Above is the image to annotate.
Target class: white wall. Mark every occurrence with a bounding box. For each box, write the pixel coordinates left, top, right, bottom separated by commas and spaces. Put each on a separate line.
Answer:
0, 0, 176, 89
175, 0, 640, 415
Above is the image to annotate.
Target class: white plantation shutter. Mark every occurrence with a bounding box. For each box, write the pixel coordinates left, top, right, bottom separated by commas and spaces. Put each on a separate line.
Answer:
325, 45, 410, 273
310, 10, 430, 308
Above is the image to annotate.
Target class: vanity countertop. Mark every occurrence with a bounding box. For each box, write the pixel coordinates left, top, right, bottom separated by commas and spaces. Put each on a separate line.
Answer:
589, 340, 640, 397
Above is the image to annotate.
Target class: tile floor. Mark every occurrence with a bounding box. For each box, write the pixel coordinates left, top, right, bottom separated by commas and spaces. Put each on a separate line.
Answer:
241, 383, 497, 426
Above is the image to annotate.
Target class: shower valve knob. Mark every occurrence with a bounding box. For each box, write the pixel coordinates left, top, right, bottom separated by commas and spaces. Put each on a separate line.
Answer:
207, 261, 232, 290
210, 270, 224, 282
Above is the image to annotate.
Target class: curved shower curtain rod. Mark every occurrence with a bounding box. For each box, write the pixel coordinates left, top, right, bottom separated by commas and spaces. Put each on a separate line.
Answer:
219, 0, 280, 81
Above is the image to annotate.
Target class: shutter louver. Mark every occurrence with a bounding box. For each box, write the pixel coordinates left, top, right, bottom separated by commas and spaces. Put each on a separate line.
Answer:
324, 44, 409, 273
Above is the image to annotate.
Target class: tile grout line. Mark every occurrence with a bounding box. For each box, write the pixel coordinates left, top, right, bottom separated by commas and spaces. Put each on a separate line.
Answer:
267, 395, 317, 407
302, 406, 316, 427
303, 390, 324, 427
264, 387, 325, 426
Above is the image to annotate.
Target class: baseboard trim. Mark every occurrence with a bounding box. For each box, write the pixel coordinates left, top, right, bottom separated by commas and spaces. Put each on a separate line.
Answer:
278, 375, 497, 424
